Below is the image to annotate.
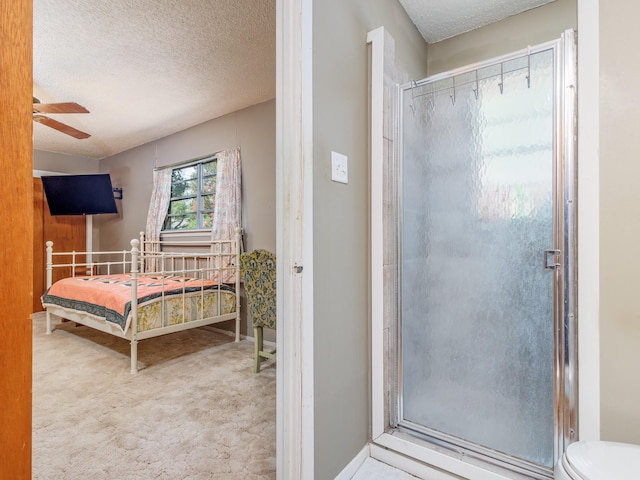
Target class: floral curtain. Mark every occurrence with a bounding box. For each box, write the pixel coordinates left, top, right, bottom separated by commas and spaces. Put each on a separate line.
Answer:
211, 147, 242, 282
144, 167, 172, 271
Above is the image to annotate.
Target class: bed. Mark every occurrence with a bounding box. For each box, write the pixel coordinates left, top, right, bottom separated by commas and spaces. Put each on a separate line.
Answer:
41, 230, 242, 373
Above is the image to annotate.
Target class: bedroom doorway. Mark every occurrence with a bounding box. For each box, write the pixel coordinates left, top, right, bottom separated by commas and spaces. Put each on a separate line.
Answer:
392, 32, 577, 478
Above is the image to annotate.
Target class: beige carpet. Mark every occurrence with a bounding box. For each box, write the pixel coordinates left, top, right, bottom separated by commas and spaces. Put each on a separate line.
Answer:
32, 312, 276, 480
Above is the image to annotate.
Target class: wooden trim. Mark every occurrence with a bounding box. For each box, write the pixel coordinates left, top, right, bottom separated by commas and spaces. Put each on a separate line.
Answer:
367, 26, 387, 440
576, 0, 601, 441
33, 178, 45, 312
0, 1, 33, 478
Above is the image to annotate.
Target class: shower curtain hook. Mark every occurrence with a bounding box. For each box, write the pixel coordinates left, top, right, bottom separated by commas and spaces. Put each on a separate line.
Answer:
498, 63, 504, 94
410, 80, 417, 113
526, 46, 532, 88
473, 70, 479, 100
450, 77, 456, 105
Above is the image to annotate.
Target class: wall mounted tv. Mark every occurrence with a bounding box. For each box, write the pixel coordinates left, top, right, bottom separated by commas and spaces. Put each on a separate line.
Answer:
41, 174, 118, 215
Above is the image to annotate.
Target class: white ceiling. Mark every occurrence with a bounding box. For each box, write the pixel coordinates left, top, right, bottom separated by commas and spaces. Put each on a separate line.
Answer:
33, 0, 555, 160
33, 0, 277, 160
398, 0, 555, 43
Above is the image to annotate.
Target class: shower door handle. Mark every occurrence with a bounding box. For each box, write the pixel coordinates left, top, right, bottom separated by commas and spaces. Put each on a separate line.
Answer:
544, 249, 561, 270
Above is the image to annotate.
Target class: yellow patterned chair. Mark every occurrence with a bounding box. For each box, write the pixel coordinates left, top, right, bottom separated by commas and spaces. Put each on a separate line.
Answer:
240, 249, 276, 373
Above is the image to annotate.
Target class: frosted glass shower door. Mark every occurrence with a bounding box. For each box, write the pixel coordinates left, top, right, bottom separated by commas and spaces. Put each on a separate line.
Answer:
400, 48, 557, 469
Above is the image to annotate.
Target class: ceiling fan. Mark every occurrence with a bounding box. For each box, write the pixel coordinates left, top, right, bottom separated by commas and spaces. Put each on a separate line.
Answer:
33, 97, 91, 139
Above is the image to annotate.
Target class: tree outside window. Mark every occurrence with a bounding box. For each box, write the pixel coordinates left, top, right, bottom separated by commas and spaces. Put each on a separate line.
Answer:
165, 156, 217, 230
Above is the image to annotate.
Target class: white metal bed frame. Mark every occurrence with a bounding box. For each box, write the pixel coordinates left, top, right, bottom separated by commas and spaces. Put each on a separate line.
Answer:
43, 229, 242, 374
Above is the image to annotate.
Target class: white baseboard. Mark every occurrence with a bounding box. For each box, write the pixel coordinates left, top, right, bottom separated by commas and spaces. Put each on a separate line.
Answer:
202, 325, 244, 339
203, 325, 277, 349
334, 445, 370, 480
247, 336, 277, 349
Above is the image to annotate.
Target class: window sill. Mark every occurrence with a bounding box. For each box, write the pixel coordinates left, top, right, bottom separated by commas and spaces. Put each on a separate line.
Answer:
160, 229, 212, 235
160, 230, 213, 243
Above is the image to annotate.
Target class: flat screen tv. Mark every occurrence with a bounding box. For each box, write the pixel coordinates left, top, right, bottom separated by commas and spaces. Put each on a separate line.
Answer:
41, 174, 118, 215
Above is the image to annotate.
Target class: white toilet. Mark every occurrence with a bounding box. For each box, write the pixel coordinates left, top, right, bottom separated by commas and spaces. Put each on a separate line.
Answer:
554, 441, 640, 479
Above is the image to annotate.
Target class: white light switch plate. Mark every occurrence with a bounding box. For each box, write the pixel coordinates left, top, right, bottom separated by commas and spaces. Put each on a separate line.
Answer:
331, 151, 348, 184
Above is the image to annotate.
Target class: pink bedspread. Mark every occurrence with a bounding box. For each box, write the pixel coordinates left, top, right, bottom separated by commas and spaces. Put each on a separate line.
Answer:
41, 273, 232, 330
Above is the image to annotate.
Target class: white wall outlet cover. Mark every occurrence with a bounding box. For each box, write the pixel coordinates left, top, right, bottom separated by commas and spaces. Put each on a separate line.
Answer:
331, 151, 348, 184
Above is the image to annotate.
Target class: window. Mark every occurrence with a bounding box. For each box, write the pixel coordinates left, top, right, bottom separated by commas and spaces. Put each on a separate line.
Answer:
164, 156, 217, 231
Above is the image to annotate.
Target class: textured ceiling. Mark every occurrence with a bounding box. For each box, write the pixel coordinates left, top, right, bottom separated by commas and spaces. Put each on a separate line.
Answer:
398, 0, 556, 43
33, 0, 554, 160
33, 0, 276, 159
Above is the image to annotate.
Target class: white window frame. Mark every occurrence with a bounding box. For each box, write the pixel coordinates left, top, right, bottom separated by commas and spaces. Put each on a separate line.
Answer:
163, 155, 217, 232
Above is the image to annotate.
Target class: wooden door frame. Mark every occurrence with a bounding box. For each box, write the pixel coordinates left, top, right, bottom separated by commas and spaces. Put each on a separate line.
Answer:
0, 0, 33, 478
276, 0, 315, 477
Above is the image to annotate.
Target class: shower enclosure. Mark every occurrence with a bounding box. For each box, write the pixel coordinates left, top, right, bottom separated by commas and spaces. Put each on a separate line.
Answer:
392, 33, 576, 478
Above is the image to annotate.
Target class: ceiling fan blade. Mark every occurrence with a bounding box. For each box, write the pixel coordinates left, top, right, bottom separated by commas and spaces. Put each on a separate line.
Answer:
33, 114, 91, 139
33, 102, 89, 114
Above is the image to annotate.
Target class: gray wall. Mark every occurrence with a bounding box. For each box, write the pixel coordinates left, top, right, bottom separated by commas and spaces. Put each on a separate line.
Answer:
97, 99, 275, 255
426, 0, 577, 75
34, 150, 99, 174
600, 0, 640, 444
311, 1, 428, 478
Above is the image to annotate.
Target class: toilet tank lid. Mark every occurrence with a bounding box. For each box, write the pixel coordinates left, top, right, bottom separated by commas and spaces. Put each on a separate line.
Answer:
566, 441, 640, 479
